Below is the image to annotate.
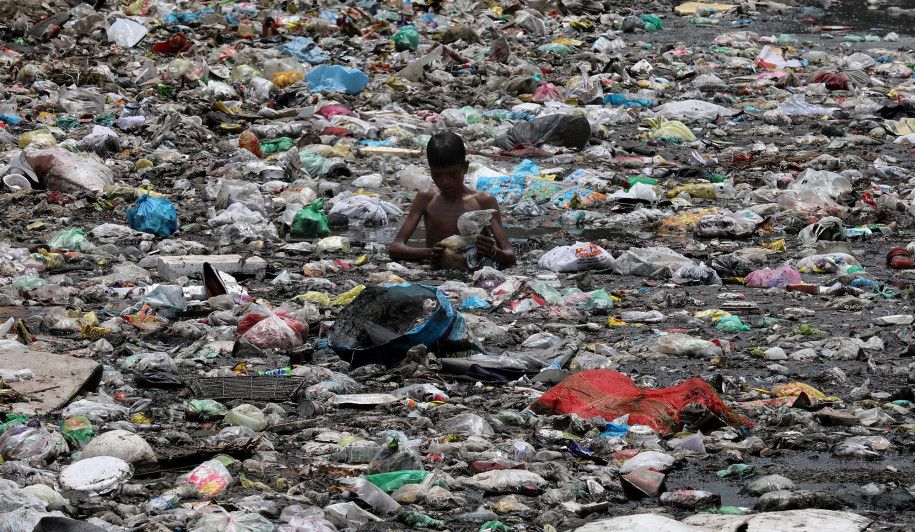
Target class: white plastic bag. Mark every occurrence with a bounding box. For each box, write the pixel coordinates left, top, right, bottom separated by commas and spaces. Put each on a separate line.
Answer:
106, 18, 148, 48
192, 508, 274, 532
538, 242, 614, 272
328, 195, 403, 226
612, 247, 695, 277
461, 470, 547, 493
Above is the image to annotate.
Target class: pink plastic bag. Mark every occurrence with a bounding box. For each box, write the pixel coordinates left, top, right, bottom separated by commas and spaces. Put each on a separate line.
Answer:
532, 81, 562, 103
316, 104, 355, 120
744, 267, 801, 288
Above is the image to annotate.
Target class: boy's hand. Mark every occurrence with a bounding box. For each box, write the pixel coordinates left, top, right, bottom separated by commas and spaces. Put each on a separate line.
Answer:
476, 233, 497, 258
430, 243, 445, 260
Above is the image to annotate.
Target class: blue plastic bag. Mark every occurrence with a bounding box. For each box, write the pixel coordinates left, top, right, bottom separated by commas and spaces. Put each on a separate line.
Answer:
307, 65, 369, 95
277, 36, 329, 65
461, 295, 491, 310
126, 194, 179, 237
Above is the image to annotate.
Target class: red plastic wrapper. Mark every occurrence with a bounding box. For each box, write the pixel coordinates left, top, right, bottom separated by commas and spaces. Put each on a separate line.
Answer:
238, 130, 262, 158
809, 71, 849, 91
151, 32, 191, 54
236, 309, 307, 350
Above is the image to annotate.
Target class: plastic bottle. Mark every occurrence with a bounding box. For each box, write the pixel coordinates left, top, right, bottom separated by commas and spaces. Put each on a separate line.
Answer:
342, 477, 401, 513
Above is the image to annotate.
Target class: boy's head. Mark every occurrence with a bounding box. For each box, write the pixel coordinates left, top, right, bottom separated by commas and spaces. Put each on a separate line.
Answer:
427, 132, 468, 193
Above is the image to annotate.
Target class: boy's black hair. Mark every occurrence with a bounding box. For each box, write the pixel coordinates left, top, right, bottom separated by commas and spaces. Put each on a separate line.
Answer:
426, 131, 466, 168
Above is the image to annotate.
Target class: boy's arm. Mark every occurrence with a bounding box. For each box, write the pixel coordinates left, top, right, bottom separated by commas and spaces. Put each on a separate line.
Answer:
389, 190, 443, 262
476, 194, 517, 267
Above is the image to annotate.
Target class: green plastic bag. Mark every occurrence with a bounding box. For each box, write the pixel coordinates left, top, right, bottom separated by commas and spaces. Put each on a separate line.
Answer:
392, 25, 420, 52
627, 175, 657, 189
48, 228, 92, 251
365, 469, 427, 492
186, 399, 228, 421
299, 151, 332, 177
716, 315, 751, 331
0, 413, 29, 434
396, 511, 445, 528
641, 14, 663, 32
537, 43, 573, 55
60, 416, 94, 447
260, 137, 295, 155
290, 199, 330, 238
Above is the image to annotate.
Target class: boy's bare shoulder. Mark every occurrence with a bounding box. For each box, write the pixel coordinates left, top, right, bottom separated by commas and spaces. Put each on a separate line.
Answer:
471, 190, 499, 208
413, 188, 439, 206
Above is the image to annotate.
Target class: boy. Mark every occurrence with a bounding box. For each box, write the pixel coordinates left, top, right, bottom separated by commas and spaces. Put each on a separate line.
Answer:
389, 132, 516, 268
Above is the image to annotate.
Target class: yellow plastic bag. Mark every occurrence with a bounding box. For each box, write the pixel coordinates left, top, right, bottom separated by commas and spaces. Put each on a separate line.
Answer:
647, 117, 697, 142
272, 70, 304, 88
771, 382, 837, 401
667, 183, 716, 199
332, 284, 365, 306
694, 309, 731, 322
19, 129, 57, 149
658, 208, 718, 234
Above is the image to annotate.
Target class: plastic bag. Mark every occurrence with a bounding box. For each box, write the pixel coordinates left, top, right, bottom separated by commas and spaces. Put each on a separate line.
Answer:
566, 67, 604, 103
745, 267, 801, 288
307, 65, 369, 95
367, 434, 424, 474
641, 13, 663, 32
186, 459, 233, 498
693, 213, 755, 238
276, 36, 329, 65
0, 424, 57, 464
277, 507, 338, 532
291, 199, 330, 238
494, 114, 591, 150
392, 25, 420, 51
328, 196, 402, 227
192, 508, 273, 532
365, 470, 427, 493
653, 99, 735, 121
673, 262, 723, 285
127, 195, 179, 237
216, 180, 266, 214
612, 247, 695, 277
538, 242, 614, 272
60, 416, 94, 448
187, 399, 228, 421
656, 333, 722, 358
532, 81, 562, 103
440, 413, 494, 436
647, 117, 696, 142
107, 18, 148, 48
716, 315, 751, 331
236, 308, 307, 350
315, 236, 351, 253
832, 435, 890, 458
461, 470, 548, 493
226, 404, 268, 432
19, 129, 56, 149
778, 94, 837, 116
48, 228, 92, 251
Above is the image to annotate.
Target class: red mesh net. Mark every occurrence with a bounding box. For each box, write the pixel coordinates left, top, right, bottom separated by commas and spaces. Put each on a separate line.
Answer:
532, 370, 750, 435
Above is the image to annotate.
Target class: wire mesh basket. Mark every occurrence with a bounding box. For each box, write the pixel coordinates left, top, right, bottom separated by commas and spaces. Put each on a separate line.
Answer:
189, 376, 306, 401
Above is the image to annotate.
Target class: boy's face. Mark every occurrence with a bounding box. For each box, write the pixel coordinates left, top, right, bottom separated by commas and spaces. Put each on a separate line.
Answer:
430, 161, 468, 197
